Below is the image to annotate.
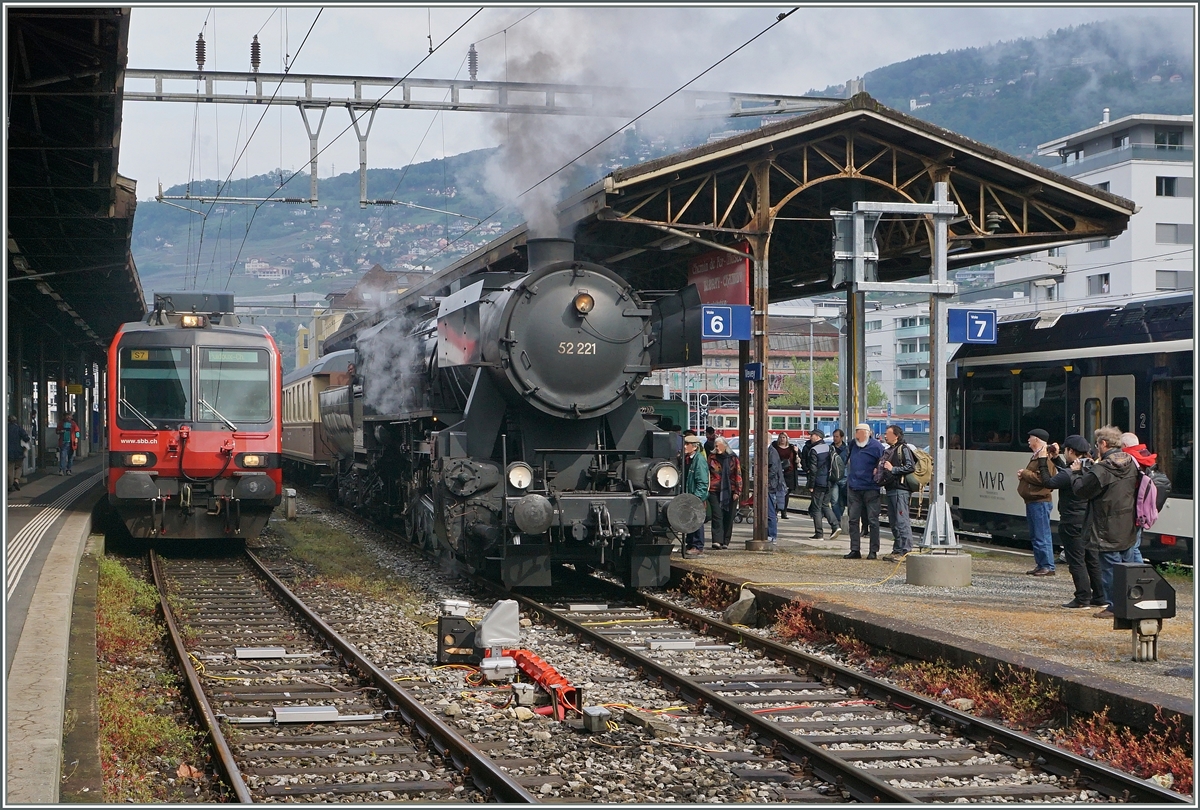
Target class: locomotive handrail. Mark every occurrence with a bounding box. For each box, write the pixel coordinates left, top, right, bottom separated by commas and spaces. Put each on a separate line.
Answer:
533, 448, 639, 455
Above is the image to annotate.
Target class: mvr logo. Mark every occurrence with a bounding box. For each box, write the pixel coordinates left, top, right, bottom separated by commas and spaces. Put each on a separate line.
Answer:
979, 470, 1005, 491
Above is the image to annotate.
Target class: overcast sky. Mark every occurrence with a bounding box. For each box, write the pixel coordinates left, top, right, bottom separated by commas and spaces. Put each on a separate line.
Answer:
121, 4, 1191, 200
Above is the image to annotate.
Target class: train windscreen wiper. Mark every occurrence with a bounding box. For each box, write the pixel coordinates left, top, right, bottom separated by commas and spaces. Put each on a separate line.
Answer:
119, 398, 158, 430
199, 398, 238, 431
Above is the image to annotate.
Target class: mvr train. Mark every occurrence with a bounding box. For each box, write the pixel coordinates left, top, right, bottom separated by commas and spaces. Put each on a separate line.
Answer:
307, 237, 706, 588
947, 293, 1193, 563
106, 292, 283, 540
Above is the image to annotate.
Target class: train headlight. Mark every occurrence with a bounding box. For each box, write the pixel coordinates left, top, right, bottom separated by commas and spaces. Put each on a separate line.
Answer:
573, 291, 595, 315
650, 462, 679, 492
180, 314, 206, 328
507, 462, 534, 490
129, 453, 149, 467
241, 454, 266, 468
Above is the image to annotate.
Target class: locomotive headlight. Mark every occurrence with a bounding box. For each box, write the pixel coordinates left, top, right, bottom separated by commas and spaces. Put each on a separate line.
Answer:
573, 291, 595, 315
241, 454, 265, 468
180, 314, 206, 328
507, 462, 534, 490
650, 462, 679, 492
128, 453, 149, 467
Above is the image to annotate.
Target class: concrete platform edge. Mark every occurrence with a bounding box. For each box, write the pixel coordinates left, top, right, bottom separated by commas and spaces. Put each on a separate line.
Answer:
60, 533, 104, 802
6, 489, 103, 805
671, 563, 1193, 730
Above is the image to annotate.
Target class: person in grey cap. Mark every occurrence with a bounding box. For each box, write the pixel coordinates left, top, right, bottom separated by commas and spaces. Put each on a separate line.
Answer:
1038, 435, 1104, 608
1016, 428, 1055, 575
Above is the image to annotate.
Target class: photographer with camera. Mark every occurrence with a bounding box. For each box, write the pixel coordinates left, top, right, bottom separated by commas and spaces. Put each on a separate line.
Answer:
1016, 429, 1056, 576
1070, 426, 1140, 619
1038, 436, 1104, 609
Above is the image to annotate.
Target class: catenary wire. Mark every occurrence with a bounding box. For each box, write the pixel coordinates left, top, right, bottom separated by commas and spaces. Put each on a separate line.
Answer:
222, 8, 484, 289
410, 7, 801, 268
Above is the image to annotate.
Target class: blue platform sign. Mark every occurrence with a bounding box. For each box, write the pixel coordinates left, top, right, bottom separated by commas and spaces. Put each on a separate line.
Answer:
949, 308, 997, 344
743, 362, 764, 381
701, 305, 752, 340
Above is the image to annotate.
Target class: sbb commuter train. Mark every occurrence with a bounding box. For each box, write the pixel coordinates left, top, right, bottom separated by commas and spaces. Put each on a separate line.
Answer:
947, 294, 1193, 563
298, 238, 706, 588
106, 292, 282, 540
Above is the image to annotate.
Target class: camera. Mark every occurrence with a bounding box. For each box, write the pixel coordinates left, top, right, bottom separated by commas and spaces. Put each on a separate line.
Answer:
1079, 457, 1094, 471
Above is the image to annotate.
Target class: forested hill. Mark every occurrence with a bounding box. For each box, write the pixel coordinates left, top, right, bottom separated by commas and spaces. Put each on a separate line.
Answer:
810, 17, 1193, 159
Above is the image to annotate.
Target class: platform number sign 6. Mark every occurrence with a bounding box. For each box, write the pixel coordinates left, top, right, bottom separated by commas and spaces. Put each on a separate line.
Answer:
701, 306, 734, 339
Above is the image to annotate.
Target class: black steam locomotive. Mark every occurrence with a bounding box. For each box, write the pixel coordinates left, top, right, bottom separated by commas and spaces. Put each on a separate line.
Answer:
317, 238, 704, 587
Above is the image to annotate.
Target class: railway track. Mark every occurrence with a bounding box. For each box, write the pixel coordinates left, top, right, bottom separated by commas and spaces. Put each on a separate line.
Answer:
503, 576, 1186, 804
308, 492, 1186, 803
149, 548, 534, 803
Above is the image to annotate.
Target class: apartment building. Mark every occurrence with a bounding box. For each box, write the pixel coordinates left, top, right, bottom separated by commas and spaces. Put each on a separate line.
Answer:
990, 112, 1193, 308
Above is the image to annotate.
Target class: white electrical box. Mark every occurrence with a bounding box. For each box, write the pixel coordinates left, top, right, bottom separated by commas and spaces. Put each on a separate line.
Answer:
480, 656, 518, 682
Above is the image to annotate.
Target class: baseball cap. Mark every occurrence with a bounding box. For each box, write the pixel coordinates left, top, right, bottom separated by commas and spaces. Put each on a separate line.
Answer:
854, 422, 871, 433
1027, 429, 1050, 442
1063, 435, 1091, 455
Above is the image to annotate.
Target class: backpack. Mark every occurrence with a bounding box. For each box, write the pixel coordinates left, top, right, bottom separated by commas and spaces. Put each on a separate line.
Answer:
829, 448, 846, 484
1144, 466, 1172, 511
905, 443, 933, 490
1135, 472, 1160, 529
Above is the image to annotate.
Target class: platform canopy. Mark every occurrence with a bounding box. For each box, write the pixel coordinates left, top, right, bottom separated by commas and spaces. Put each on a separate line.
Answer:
7, 7, 145, 351
325, 93, 1135, 350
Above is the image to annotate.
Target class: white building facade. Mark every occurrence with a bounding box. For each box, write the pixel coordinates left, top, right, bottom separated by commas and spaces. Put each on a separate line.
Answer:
990, 113, 1193, 309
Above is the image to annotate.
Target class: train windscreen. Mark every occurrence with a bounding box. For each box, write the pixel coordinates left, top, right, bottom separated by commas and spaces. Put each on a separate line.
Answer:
198, 348, 272, 425
118, 347, 192, 423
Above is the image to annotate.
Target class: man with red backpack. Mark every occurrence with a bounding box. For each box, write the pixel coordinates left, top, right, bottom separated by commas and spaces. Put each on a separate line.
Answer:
1121, 431, 1173, 535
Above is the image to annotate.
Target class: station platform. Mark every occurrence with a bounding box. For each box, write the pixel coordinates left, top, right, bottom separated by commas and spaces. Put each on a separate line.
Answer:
6, 454, 105, 804
674, 505, 1193, 728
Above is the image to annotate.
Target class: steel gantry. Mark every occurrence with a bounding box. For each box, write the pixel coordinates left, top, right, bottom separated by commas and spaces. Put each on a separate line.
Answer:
124, 67, 843, 209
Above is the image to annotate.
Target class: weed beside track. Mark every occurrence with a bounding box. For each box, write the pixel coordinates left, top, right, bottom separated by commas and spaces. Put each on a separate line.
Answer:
686, 588, 1193, 796
96, 556, 217, 802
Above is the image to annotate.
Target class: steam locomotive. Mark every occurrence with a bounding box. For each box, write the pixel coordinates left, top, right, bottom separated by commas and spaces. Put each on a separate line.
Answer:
313, 238, 705, 587
106, 292, 283, 540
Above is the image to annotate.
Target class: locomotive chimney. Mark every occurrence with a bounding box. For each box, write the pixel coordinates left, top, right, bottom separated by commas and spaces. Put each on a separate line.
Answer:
526, 237, 575, 272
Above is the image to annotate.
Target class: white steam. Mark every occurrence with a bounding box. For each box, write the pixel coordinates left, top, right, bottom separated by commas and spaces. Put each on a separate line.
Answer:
357, 313, 427, 416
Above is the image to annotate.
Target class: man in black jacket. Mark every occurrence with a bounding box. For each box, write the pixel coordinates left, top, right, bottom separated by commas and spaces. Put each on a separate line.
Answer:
879, 425, 917, 561
1038, 435, 1103, 609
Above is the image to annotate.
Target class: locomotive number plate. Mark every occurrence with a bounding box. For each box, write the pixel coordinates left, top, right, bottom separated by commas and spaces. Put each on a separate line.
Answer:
130, 350, 149, 361
558, 342, 597, 355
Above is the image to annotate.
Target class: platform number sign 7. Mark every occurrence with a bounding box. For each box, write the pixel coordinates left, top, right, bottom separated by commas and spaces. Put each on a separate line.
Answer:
948, 309, 997, 344
966, 310, 996, 343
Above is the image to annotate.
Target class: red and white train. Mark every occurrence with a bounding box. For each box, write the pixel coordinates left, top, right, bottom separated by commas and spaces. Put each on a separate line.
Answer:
707, 407, 928, 442
106, 292, 282, 540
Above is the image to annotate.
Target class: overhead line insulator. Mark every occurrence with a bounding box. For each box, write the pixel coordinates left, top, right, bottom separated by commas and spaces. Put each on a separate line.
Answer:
468, 44, 478, 82
250, 35, 261, 73
196, 33, 206, 71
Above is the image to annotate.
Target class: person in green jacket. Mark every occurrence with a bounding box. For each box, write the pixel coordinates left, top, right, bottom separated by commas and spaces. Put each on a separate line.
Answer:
682, 434, 710, 557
